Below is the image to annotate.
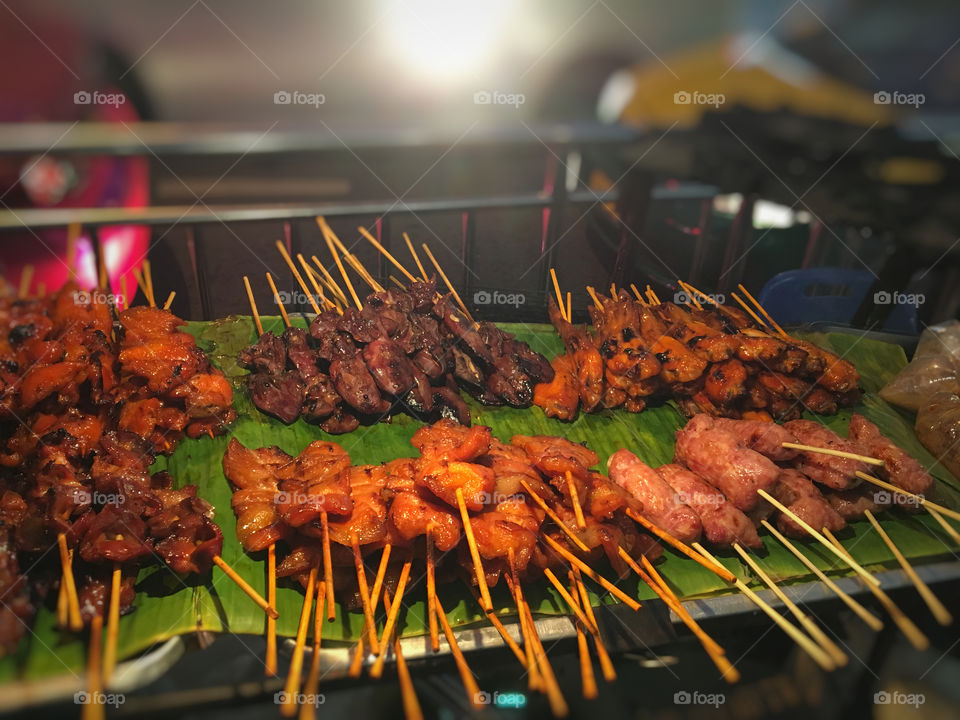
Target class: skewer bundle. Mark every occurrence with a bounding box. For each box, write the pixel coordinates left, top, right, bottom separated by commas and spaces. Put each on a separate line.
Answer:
237, 230, 554, 432
536, 276, 861, 420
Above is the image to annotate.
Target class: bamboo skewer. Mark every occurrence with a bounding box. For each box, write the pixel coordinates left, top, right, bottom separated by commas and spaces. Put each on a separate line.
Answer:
863, 510, 952, 626
629, 283, 646, 305
299, 577, 326, 720
677, 280, 702, 310
732, 544, 846, 668
543, 567, 595, 632
567, 574, 599, 699
66, 223, 80, 278
266, 543, 278, 676
370, 544, 392, 614
281, 566, 318, 718
383, 589, 424, 720
681, 281, 721, 308
142, 260, 155, 308
389, 275, 406, 290
508, 549, 541, 692
403, 233, 429, 282
455, 487, 493, 612
265, 273, 291, 326
425, 527, 439, 652
822, 528, 929, 650
102, 565, 121, 684
609, 283, 617, 299
352, 535, 380, 654
211, 556, 279, 618
275, 240, 321, 315
550, 268, 567, 322
58, 533, 82, 631
120, 275, 129, 310
421, 243, 475, 325
162, 291, 176, 310
760, 520, 883, 631
434, 593, 484, 708
564, 471, 586, 529
695, 545, 835, 671
756, 490, 881, 587
57, 567, 68, 628
17, 265, 33, 299
646, 286, 660, 304
359, 226, 418, 284
738, 283, 787, 338
731, 293, 769, 331
542, 534, 641, 611
624, 509, 735, 582
81, 614, 105, 720
370, 560, 412, 679
297, 254, 331, 311
475, 598, 527, 668
519, 480, 590, 553
572, 570, 616, 683
855, 472, 960, 522
927, 506, 960, 546
516, 579, 569, 717
310, 255, 349, 308
566, 292, 572, 323
319, 220, 363, 311
633, 553, 732, 670
243, 276, 264, 335
782, 443, 884, 466
320, 512, 335, 621
586, 286, 603, 309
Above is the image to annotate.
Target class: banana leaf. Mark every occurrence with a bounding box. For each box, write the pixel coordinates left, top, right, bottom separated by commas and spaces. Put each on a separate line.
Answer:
6, 318, 959, 681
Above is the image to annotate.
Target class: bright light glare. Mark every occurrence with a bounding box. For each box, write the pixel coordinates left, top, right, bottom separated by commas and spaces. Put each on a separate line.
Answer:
389, 0, 508, 81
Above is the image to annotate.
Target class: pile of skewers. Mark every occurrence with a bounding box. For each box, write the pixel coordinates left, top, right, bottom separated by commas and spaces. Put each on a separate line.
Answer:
237, 220, 553, 432
534, 275, 861, 420
0, 255, 275, 720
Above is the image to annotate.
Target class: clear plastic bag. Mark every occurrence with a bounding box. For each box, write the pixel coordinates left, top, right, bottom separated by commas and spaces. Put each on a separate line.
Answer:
880, 320, 960, 412
915, 391, 960, 479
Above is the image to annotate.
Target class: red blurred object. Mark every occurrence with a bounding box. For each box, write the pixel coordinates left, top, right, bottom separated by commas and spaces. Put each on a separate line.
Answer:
0, 7, 149, 300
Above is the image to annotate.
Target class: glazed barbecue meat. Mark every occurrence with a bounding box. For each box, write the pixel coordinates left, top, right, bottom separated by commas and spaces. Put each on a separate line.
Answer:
772, 469, 847, 537
533, 354, 580, 420
510, 435, 599, 483
325, 465, 389, 547
412, 419, 491, 462
656, 463, 762, 548
607, 450, 702, 542
222, 439, 291, 551
784, 420, 868, 490
586, 471, 640, 520
674, 414, 780, 512
388, 489, 461, 551
248, 371, 304, 424
278, 440, 353, 526
848, 414, 933, 496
